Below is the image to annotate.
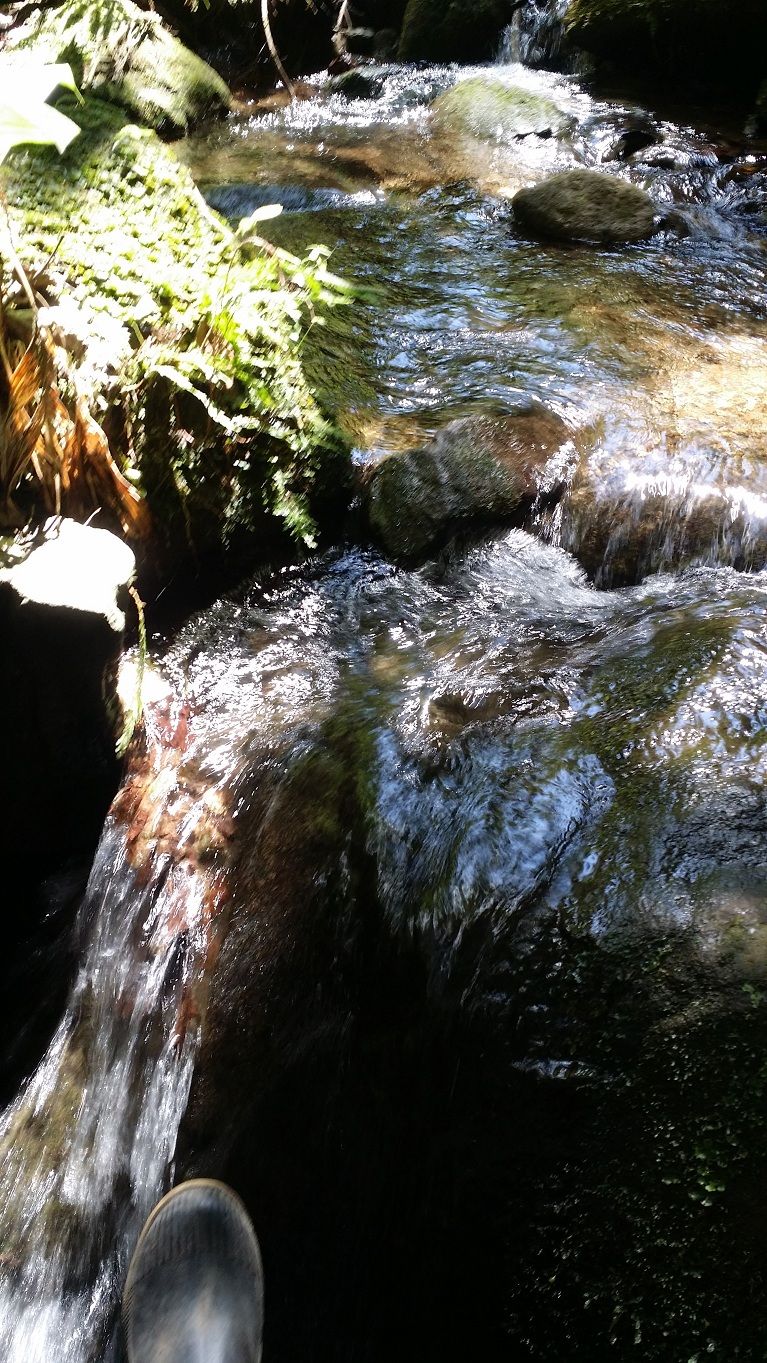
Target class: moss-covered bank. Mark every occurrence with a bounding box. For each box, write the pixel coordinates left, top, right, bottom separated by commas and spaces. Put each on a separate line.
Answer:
0, 89, 352, 564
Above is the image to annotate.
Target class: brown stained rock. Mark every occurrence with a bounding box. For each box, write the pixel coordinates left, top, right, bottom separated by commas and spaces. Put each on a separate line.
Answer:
183, 736, 359, 1161
513, 169, 657, 243
365, 403, 575, 560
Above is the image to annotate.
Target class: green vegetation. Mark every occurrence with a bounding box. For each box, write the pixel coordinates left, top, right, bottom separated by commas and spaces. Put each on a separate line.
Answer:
1, 94, 352, 550
0, 5, 354, 558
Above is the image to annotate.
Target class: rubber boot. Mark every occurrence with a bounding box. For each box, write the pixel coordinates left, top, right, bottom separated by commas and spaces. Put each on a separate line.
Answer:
122, 1179, 263, 1363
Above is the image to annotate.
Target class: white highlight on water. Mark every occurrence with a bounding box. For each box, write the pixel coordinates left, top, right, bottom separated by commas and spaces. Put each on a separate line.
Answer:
0, 820, 200, 1363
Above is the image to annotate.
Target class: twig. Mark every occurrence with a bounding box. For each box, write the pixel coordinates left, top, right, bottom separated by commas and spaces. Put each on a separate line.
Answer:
261, 0, 296, 101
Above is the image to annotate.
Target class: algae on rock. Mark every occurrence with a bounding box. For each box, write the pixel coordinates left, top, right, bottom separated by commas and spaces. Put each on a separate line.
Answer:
431, 77, 572, 142
1, 94, 351, 555
4, 0, 232, 135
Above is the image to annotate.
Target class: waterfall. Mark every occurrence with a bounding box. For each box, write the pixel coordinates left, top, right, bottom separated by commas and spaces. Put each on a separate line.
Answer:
498, 0, 573, 68
0, 688, 233, 1363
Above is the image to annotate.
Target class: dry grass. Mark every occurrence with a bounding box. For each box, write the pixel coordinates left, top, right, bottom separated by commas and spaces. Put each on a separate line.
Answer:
0, 250, 151, 537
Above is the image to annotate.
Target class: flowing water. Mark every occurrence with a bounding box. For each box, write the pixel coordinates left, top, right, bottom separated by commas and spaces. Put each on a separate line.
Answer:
3, 49, 767, 1363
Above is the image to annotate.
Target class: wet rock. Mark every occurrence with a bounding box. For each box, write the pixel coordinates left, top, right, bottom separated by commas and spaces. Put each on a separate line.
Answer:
339, 27, 378, 57
0, 519, 135, 867
328, 64, 394, 98
398, 0, 515, 63
746, 79, 767, 139
365, 404, 574, 560
512, 168, 657, 243
173, 539, 767, 1363
603, 118, 661, 162
5, 0, 232, 135
432, 77, 573, 142
560, 470, 767, 586
373, 28, 400, 60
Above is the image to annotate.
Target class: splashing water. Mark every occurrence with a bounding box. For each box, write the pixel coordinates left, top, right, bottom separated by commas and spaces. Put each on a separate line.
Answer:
0, 693, 234, 1363
498, 0, 573, 68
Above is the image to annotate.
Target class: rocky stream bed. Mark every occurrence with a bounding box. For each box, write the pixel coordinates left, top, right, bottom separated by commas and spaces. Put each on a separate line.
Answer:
3, 43, 767, 1363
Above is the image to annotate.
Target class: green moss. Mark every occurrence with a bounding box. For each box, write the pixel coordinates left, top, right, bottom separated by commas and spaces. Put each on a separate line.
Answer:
431, 78, 572, 142
1, 95, 352, 553
5, 0, 232, 134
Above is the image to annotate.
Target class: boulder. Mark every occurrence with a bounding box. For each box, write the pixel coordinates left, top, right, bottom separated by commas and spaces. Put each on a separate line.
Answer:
512, 169, 657, 243
340, 27, 378, 57
365, 404, 573, 560
564, 0, 767, 97
0, 519, 135, 867
173, 538, 767, 1363
5, 0, 232, 135
398, 0, 514, 63
431, 77, 573, 141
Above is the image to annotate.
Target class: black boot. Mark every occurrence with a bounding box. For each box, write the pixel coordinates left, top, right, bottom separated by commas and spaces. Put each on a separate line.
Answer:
122, 1179, 263, 1363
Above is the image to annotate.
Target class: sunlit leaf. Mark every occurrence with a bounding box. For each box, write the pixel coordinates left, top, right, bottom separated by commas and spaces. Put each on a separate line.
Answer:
0, 60, 82, 164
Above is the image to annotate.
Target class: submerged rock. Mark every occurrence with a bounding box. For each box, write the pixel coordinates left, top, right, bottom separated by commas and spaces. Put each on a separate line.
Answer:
175, 539, 767, 1363
432, 77, 573, 141
365, 404, 574, 559
0, 520, 135, 868
512, 168, 657, 242
5, 0, 232, 135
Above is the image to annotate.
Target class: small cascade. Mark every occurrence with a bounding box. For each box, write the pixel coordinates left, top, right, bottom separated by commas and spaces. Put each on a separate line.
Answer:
0, 687, 235, 1363
498, 0, 573, 68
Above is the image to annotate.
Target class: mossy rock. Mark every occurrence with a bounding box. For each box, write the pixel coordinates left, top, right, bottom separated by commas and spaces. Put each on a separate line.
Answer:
328, 64, 394, 99
565, 0, 767, 96
432, 78, 573, 142
365, 405, 572, 560
398, 0, 513, 63
513, 169, 656, 243
1, 95, 350, 558
5, 0, 232, 134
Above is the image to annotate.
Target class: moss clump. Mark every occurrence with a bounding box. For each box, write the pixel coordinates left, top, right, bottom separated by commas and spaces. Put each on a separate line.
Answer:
398, 0, 512, 63
432, 77, 572, 142
5, 0, 232, 135
1, 95, 352, 555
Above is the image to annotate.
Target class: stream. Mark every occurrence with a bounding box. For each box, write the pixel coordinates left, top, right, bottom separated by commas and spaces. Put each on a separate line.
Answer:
3, 33, 767, 1363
